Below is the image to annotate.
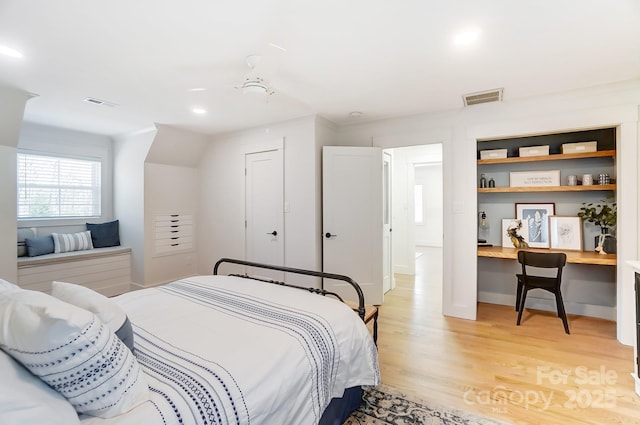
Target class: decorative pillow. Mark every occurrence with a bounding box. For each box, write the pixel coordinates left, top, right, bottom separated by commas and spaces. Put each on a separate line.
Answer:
86, 220, 120, 248
51, 231, 93, 253
25, 235, 55, 257
0, 348, 81, 425
17, 227, 36, 257
51, 281, 134, 352
0, 290, 149, 418
0, 279, 22, 293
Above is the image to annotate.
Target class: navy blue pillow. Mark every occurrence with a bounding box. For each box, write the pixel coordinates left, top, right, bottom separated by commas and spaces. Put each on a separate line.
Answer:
86, 220, 120, 248
25, 235, 55, 257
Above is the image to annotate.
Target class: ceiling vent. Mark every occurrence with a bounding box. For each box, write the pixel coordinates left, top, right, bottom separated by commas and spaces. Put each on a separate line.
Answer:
83, 97, 117, 107
462, 88, 503, 107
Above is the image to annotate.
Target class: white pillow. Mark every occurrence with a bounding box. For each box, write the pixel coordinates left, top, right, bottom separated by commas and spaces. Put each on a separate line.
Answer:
0, 348, 80, 425
51, 281, 134, 351
0, 278, 22, 293
51, 231, 93, 253
0, 289, 149, 418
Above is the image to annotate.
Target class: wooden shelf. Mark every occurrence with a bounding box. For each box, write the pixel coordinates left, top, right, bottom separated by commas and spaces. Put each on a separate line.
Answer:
478, 184, 616, 193
477, 246, 616, 266
477, 149, 615, 165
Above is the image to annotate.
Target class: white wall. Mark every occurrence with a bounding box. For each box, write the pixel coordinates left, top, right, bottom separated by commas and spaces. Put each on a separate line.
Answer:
0, 145, 18, 282
113, 127, 156, 285
146, 124, 208, 167
0, 86, 31, 282
414, 163, 443, 247
336, 79, 640, 345
197, 116, 322, 283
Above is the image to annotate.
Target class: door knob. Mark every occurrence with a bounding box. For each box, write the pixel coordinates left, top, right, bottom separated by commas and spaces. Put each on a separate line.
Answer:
325, 232, 336, 238
267, 231, 277, 236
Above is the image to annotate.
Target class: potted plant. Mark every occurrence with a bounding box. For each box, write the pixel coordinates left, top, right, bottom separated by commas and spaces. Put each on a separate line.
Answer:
577, 195, 617, 253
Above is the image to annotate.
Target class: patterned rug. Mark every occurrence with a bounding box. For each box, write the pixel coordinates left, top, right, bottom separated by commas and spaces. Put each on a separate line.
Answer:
345, 384, 509, 425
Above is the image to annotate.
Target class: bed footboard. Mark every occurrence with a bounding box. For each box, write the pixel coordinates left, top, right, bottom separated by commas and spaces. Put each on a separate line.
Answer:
212, 257, 366, 320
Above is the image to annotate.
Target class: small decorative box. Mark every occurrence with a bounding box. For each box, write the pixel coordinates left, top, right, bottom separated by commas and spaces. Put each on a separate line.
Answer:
479, 149, 508, 160
561, 141, 597, 154
519, 145, 550, 157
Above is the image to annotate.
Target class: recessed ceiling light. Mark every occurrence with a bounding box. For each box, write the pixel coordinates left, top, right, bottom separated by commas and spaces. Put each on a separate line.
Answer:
188, 87, 207, 92
349, 111, 363, 118
192, 108, 207, 115
453, 29, 480, 46
0, 45, 23, 58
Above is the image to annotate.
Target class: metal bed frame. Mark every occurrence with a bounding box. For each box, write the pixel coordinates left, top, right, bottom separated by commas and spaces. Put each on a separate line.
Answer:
212, 257, 366, 321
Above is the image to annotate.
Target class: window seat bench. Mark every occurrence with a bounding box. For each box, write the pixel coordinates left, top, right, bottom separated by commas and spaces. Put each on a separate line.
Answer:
17, 247, 132, 297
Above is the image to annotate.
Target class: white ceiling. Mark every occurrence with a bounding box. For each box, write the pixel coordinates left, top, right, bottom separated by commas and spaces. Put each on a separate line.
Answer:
1, 1, 639, 137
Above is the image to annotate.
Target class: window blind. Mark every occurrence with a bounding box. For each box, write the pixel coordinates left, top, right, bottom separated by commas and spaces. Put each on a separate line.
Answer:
17, 153, 101, 218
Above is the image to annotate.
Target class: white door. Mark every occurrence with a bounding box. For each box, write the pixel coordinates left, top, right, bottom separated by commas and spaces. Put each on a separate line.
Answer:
383, 152, 393, 293
245, 150, 284, 279
322, 146, 383, 305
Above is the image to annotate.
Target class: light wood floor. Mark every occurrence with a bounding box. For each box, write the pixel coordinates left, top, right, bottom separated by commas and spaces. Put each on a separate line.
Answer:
372, 246, 640, 425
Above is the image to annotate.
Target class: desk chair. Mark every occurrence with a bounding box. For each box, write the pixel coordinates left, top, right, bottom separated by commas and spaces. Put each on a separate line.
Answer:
516, 250, 570, 334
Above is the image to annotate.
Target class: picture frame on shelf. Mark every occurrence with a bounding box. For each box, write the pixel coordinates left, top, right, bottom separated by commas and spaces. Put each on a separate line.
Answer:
501, 218, 530, 248
515, 203, 555, 248
549, 216, 583, 251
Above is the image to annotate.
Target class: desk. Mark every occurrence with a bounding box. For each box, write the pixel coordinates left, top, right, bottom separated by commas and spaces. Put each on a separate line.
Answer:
478, 246, 616, 266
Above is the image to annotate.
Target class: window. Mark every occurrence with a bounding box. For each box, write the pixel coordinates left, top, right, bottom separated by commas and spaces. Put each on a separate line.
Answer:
17, 153, 101, 219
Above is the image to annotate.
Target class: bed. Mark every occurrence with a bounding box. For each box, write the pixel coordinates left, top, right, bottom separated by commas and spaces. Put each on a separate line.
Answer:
0, 258, 380, 425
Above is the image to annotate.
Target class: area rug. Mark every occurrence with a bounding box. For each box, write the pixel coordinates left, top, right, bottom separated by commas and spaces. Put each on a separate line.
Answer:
345, 384, 509, 425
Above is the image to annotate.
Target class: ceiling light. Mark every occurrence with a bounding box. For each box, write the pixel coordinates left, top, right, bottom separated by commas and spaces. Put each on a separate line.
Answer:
188, 87, 207, 92
240, 78, 274, 95
349, 111, 363, 118
453, 30, 480, 46
192, 108, 206, 114
0, 45, 23, 58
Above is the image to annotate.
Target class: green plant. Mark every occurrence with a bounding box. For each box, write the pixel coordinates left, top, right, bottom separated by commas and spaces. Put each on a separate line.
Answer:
577, 195, 617, 229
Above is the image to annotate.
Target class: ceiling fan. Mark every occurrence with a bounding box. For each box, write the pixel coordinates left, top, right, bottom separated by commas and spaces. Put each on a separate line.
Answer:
234, 40, 289, 96
232, 43, 311, 111
236, 54, 276, 96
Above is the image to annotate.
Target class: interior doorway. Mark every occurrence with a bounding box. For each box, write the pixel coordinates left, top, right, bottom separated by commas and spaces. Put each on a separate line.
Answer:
384, 144, 443, 310
245, 149, 284, 280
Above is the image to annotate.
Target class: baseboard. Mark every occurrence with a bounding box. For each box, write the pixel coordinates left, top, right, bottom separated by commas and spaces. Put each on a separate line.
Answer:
393, 264, 412, 275
415, 241, 443, 247
478, 291, 616, 321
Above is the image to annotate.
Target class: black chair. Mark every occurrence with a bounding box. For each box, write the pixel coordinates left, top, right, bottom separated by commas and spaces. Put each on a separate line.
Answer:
516, 250, 570, 334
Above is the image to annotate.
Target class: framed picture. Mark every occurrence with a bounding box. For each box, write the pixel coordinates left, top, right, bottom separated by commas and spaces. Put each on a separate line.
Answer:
515, 203, 555, 248
509, 170, 560, 188
549, 216, 583, 251
501, 218, 530, 248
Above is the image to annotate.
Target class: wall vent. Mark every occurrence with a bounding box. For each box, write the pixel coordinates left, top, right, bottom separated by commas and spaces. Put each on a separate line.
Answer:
83, 97, 118, 107
462, 88, 503, 107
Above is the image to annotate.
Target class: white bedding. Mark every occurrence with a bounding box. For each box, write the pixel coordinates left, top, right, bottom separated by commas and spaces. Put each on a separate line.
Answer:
80, 275, 379, 425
